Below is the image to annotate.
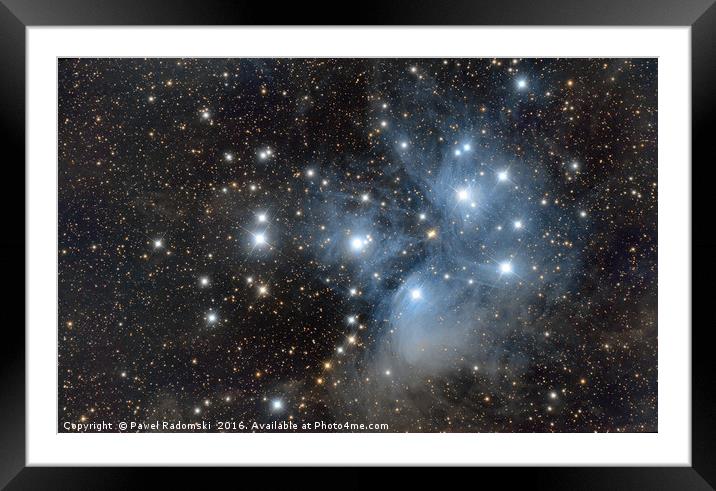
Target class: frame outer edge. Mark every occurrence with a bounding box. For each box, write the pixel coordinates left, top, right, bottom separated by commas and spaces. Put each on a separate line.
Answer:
692, 1, 716, 488
0, 0, 27, 488
0, 0, 715, 26
1, 0, 712, 486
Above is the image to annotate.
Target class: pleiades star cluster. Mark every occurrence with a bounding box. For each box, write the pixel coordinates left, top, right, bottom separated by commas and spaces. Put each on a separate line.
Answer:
59, 58, 657, 433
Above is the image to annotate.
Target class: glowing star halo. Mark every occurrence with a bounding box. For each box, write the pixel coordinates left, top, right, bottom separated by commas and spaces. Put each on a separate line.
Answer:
350, 236, 369, 252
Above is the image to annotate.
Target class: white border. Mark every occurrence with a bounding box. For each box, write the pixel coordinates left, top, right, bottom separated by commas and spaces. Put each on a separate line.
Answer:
27, 27, 691, 466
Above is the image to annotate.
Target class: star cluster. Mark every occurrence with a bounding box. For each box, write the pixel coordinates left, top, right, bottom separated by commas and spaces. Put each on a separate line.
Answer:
59, 58, 657, 432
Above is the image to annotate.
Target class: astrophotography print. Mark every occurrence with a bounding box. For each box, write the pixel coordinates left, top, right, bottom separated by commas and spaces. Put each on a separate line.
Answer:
59, 58, 657, 433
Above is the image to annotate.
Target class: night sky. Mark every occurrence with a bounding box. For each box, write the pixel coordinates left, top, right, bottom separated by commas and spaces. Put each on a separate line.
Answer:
59, 58, 657, 432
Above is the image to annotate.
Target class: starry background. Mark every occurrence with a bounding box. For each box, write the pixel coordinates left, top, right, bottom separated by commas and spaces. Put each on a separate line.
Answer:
58, 58, 657, 432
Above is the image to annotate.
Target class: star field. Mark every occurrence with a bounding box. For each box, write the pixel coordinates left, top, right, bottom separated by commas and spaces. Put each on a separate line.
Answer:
59, 58, 657, 432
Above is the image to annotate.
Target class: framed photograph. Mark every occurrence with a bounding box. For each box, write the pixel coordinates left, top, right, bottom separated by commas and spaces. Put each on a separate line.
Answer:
4, 0, 713, 486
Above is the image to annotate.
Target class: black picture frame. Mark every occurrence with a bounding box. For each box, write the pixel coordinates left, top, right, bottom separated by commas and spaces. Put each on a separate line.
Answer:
2, 0, 712, 487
